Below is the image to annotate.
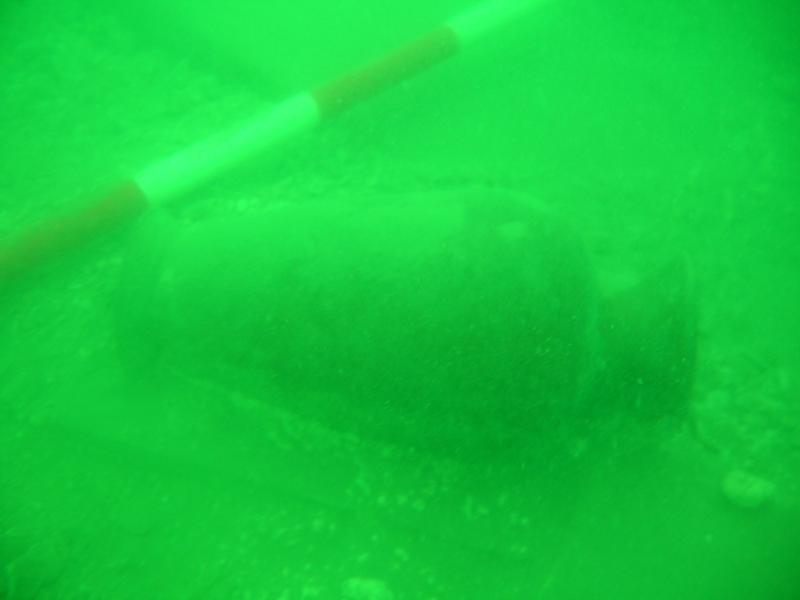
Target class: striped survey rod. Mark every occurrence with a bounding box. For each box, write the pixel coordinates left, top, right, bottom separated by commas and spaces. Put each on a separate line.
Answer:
0, 0, 538, 290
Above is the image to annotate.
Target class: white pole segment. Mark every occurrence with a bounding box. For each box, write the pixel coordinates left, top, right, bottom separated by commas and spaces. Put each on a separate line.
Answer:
135, 93, 320, 205
448, 0, 537, 46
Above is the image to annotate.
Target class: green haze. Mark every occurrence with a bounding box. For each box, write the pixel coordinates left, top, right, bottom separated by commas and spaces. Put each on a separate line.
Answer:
1, 1, 798, 598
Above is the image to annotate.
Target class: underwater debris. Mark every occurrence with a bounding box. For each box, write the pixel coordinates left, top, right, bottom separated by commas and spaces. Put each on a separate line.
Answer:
721, 469, 776, 510
342, 577, 395, 600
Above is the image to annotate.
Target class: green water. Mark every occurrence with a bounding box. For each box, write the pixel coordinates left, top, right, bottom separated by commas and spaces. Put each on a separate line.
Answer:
1, 0, 799, 598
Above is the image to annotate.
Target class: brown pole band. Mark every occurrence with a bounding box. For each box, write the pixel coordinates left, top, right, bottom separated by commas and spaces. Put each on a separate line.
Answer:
0, 179, 149, 288
312, 25, 461, 118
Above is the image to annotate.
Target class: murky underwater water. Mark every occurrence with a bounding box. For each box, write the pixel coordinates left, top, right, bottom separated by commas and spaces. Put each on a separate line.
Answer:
1, 1, 799, 598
